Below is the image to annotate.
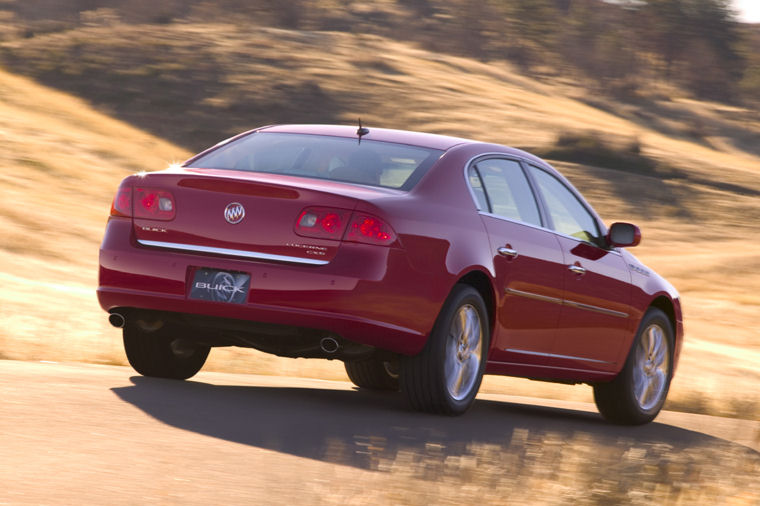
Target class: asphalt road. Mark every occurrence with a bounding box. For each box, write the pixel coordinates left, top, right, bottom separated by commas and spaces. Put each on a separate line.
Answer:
1, 360, 758, 505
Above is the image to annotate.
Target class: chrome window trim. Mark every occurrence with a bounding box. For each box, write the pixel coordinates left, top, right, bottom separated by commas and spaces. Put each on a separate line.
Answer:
505, 287, 629, 319
463, 152, 523, 212
462, 153, 622, 256
503, 349, 612, 365
463, 153, 544, 225
464, 156, 495, 212
524, 163, 610, 247
478, 211, 622, 257
137, 240, 330, 266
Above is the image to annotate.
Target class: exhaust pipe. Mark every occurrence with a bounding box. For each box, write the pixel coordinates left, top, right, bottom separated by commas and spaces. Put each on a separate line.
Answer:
319, 337, 340, 354
108, 313, 125, 328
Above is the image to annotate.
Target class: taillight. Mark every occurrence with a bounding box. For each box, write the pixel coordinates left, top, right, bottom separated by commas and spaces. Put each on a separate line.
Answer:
345, 213, 397, 245
109, 185, 176, 221
295, 207, 351, 239
134, 187, 176, 220
294, 207, 397, 246
110, 186, 132, 217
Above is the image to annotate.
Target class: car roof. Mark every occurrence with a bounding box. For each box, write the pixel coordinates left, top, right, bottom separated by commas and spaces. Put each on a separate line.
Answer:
258, 124, 475, 151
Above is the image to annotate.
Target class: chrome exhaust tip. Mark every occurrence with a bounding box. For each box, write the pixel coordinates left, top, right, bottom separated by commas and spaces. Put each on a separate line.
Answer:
319, 337, 340, 354
108, 313, 126, 328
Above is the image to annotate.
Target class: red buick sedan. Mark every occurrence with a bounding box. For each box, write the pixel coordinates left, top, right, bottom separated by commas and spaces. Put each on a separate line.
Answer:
98, 124, 683, 424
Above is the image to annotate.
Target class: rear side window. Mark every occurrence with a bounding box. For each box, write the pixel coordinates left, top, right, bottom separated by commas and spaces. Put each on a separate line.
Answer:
529, 165, 603, 246
186, 132, 443, 190
468, 158, 542, 227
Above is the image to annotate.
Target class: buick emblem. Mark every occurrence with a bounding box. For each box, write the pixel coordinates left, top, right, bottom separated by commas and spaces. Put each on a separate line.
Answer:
224, 202, 245, 224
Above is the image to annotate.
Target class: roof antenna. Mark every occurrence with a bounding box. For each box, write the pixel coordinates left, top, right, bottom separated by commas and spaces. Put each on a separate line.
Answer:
356, 118, 369, 144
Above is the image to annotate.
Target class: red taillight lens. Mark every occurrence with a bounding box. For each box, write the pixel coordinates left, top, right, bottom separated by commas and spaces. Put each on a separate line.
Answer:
345, 213, 397, 245
295, 207, 351, 239
110, 185, 175, 220
295, 207, 397, 245
110, 186, 132, 217
134, 187, 176, 220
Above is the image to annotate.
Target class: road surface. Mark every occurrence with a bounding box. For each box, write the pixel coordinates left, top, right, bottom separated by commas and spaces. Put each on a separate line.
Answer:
1, 360, 758, 504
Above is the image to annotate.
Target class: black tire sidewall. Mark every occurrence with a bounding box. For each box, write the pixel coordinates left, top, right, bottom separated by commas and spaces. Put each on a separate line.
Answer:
428, 285, 490, 413
619, 308, 674, 421
344, 357, 399, 390
123, 321, 209, 380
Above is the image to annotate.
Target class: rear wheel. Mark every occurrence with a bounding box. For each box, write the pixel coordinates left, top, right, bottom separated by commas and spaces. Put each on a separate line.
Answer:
400, 284, 489, 415
593, 308, 673, 425
123, 320, 209, 380
344, 357, 399, 390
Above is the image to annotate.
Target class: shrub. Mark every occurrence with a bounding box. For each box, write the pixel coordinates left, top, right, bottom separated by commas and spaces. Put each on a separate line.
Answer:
535, 131, 661, 175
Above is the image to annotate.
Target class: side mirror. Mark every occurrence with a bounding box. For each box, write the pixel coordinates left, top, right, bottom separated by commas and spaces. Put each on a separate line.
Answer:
607, 222, 641, 248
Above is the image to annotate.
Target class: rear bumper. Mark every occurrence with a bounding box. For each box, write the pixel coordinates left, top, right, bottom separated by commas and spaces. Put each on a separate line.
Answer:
98, 218, 444, 355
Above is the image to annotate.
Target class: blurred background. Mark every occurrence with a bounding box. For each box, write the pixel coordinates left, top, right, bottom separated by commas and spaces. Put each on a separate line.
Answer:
0, 0, 758, 421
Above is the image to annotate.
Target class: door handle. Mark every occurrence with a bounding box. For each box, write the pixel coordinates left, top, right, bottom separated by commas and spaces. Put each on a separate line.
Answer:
497, 247, 518, 258
568, 264, 587, 275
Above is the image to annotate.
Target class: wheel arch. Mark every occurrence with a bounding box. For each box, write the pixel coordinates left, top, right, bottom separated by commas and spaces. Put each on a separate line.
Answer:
456, 269, 497, 343
649, 295, 676, 335
646, 294, 683, 374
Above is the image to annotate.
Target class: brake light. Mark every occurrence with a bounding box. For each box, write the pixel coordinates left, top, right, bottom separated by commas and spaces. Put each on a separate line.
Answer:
109, 186, 176, 220
345, 213, 397, 245
295, 207, 396, 245
295, 207, 351, 239
134, 187, 176, 220
110, 186, 132, 217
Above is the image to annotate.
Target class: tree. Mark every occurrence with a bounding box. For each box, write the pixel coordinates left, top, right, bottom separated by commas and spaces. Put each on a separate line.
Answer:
640, 0, 744, 99
494, 0, 561, 66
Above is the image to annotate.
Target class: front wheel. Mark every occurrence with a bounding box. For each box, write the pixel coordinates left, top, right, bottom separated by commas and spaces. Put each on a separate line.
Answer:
593, 308, 674, 425
400, 284, 489, 415
123, 320, 210, 380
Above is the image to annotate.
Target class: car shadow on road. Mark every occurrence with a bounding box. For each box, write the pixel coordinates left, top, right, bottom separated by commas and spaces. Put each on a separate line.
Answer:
112, 376, 758, 473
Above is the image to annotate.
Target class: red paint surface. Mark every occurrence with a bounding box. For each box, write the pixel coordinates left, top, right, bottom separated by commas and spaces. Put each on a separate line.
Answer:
98, 125, 683, 383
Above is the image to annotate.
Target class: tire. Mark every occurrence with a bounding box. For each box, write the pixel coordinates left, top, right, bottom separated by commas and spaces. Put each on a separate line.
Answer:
344, 357, 399, 390
400, 284, 489, 415
123, 320, 210, 380
593, 308, 674, 425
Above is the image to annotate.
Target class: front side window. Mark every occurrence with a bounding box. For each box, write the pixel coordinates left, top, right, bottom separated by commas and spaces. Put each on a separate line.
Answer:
187, 132, 443, 190
468, 158, 542, 227
529, 166, 602, 246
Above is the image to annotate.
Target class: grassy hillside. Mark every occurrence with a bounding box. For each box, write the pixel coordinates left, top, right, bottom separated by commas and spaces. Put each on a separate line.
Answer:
2, 13, 760, 159
0, 15, 758, 419
0, 69, 188, 363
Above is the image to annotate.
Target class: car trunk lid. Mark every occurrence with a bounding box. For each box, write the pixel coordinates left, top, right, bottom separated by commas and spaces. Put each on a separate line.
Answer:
131, 169, 391, 264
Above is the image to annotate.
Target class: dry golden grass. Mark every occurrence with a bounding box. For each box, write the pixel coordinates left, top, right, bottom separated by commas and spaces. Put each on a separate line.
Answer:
0, 25, 758, 421
309, 430, 760, 505
0, 69, 187, 362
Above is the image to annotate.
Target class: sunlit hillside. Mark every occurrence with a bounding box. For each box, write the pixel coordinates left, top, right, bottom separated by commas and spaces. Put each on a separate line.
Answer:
0, 21, 758, 419
0, 69, 188, 364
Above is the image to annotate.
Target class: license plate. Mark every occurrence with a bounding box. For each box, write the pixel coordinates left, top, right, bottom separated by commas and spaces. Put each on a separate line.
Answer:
189, 268, 251, 304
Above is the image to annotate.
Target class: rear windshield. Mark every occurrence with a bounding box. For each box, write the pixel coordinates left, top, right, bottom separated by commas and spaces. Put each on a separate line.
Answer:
186, 132, 443, 190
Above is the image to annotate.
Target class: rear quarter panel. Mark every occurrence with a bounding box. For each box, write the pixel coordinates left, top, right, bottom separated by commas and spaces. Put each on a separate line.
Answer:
381, 144, 502, 337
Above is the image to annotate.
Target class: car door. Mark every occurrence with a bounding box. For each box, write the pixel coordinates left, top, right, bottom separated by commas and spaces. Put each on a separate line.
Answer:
527, 165, 634, 369
467, 158, 566, 364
